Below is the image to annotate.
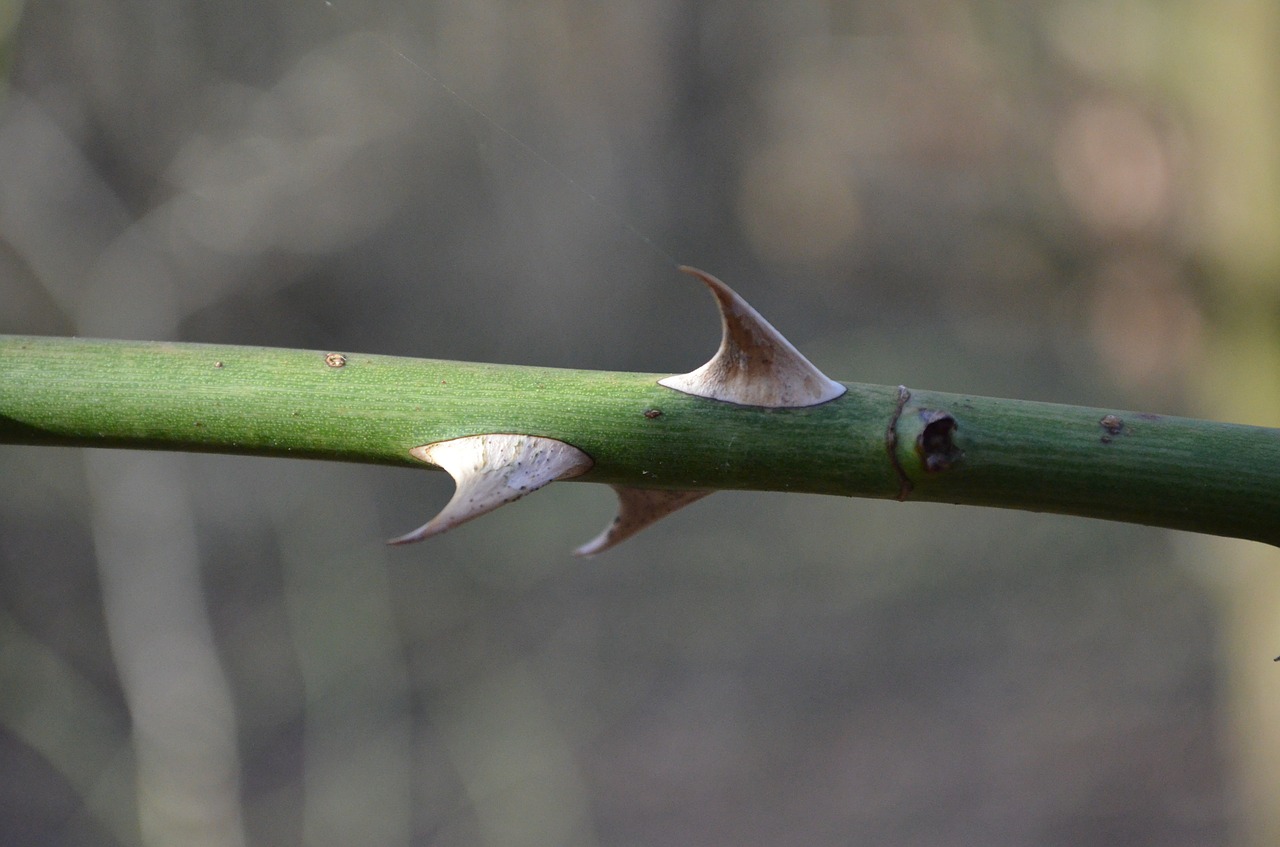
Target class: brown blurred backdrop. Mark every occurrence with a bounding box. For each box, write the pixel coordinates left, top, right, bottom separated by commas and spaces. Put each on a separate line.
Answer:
1, 1, 1279, 845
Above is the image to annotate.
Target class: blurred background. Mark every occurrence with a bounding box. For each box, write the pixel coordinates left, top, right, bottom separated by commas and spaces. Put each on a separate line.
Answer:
1, 0, 1278, 844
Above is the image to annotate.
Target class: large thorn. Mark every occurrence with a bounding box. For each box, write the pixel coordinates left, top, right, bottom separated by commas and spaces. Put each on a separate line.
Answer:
574, 486, 713, 557
659, 266, 846, 408
388, 434, 593, 545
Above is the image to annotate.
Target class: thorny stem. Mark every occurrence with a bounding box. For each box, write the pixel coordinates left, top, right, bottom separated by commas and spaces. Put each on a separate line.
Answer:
1, 334, 1278, 547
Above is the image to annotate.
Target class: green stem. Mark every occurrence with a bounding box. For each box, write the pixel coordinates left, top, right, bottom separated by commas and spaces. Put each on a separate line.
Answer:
2, 335, 1277, 545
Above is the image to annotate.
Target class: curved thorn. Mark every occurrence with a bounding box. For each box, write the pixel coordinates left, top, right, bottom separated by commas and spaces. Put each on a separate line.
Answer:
574, 486, 714, 557
388, 434, 593, 545
658, 266, 846, 408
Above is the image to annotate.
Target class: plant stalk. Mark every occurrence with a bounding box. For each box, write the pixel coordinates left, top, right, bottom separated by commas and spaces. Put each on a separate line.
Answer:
1, 334, 1277, 545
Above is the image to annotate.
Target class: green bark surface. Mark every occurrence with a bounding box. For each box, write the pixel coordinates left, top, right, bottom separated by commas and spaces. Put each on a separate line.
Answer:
2, 335, 1277, 545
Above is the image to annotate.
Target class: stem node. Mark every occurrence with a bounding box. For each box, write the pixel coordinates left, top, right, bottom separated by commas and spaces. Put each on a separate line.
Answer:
917, 410, 962, 473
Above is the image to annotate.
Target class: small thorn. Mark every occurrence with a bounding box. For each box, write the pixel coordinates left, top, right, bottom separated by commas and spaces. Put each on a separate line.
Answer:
388, 434, 593, 545
658, 266, 846, 408
574, 486, 713, 557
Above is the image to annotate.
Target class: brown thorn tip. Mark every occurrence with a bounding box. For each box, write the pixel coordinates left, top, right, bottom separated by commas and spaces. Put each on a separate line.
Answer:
388, 434, 593, 546
574, 486, 713, 557
659, 267, 846, 408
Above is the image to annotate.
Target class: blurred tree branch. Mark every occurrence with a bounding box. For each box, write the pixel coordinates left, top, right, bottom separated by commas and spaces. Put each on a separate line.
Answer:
1, 333, 1277, 547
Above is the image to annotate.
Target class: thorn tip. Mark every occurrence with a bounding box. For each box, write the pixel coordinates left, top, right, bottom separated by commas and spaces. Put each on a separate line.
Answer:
389, 434, 593, 545
659, 267, 845, 408
574, 486, 713, 556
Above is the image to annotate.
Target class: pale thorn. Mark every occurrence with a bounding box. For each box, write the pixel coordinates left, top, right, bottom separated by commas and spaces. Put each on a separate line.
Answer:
659, 266, 846, 408
574, 486, 714, 557
388, 434, 593, 545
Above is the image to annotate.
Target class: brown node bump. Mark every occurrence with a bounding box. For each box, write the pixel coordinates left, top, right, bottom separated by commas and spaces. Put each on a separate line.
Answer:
917, 410, 962, 473
1100, 414, 1124, 443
